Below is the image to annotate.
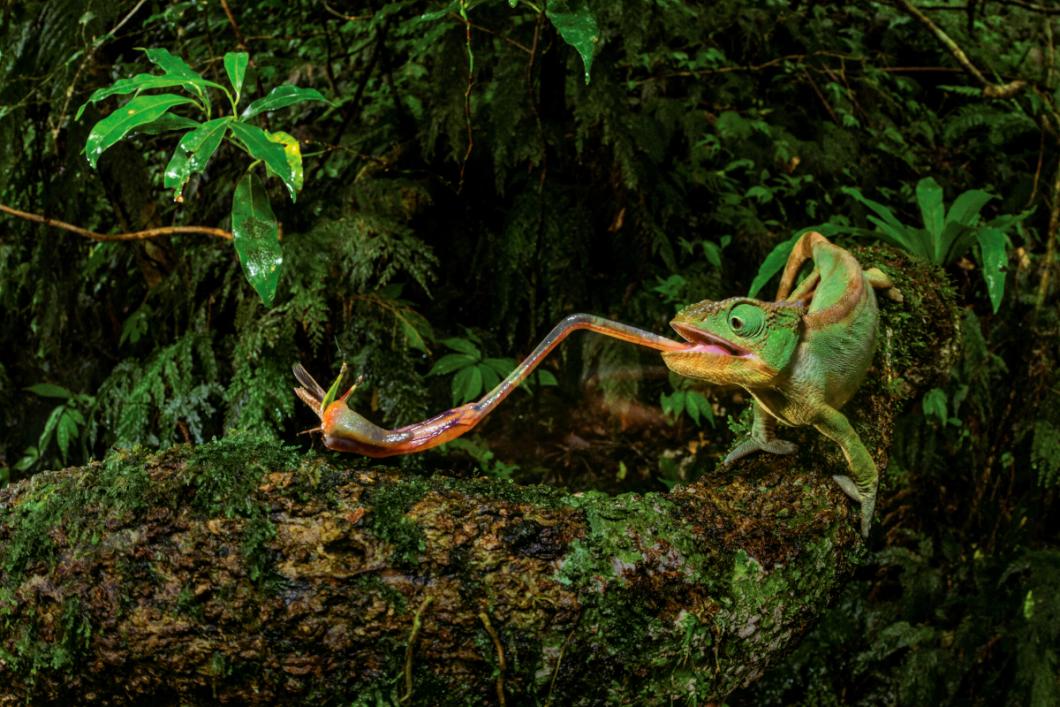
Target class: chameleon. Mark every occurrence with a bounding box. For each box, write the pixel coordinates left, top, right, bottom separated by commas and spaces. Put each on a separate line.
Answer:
294, 231, 895, 537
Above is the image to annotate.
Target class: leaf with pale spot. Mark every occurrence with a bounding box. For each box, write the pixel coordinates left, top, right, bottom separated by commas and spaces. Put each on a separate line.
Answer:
232, 172, 282, 306
163, 117, 231, 200
85, 93, 196, 168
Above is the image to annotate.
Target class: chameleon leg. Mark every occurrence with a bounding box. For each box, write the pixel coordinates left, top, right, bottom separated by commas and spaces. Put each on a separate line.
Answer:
295, 314, 688, 457
725, 403, 797, 464
812, 405, 878, 538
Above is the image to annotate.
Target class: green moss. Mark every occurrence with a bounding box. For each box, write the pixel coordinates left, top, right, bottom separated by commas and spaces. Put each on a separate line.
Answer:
555, 490, 713, 591
364, 474, 431, 566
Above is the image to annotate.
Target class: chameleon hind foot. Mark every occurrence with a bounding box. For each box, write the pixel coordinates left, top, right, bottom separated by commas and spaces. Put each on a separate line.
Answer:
831, 474, 877, 538
724, 436, 797, 465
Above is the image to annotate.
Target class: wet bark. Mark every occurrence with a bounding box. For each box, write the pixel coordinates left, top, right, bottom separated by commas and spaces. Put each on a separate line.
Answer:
0, 247, 957, 705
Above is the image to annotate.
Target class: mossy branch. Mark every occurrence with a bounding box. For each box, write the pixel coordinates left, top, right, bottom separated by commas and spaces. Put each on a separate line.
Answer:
0, 203, 233, 242
0, 247, 957, 704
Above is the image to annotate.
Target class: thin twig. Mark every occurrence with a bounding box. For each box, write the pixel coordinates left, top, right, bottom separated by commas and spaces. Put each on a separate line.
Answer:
997, 0, 1060, 14
51, 0, 149, 146
544, 626, 577, 707
458, 2, 475, 193
218, 0, 250, 51
479, 612, 507, 706
400, 595, 433, 704
322, 1, 370, 21
0, 203, 232, 241
894, 0, 1027, 97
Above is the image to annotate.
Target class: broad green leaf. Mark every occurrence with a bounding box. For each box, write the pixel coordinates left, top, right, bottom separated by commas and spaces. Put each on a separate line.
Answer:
26, 383, 73, 399
976, 227, 1008, 313
85, 93, 196, 168
452, 365, 484, 405
748, 234, 799, 298
241, 85, 328, 119
163, 117, 231, 200
266, 130, 304, 193
545, 0, 599, 84
442, 337, 481, 357
228, 121, 299, 201
842, 186, 908, 235
688, 390, 715, 426
428, 353, 477, 376
915, 177, 945, 260
142, 47, 203, 80
946, 189, 993, 227
479, 363, 502, 391
224, 52, 249, 103
135, 113, 201, 135
482, 357, 516, 378
75, 74, 220, 120
231, 172, 282, 306
141, 48, 216, 110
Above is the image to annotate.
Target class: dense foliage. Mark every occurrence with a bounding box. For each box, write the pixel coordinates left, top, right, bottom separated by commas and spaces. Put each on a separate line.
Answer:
0, 0, 1057, 703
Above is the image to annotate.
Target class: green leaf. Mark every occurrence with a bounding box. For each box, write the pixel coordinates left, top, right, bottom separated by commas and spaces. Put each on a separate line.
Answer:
266, 130, 304, 194
135, 113, 201, 135
231, 172, 282, 306
142, 48, 203, 80
241, 85, 328, 120
537, 370, 558, 386
14, 446, 39, 472
441, 337, 481, 357
546, 0, 599, 84
946, 189, 993, 227
482, 357, 516, 377
85, 93, 197, 168
976, 227, 1008, 313
687, 390, 715, 426
26, 383, 73, 399
428, 353, 477, 376
842, 186, 908, 236
228, 121, 299, 201
452, 365, 484, 405
75, 74, 218, 120
224, 52, 249, 103
163, 117, 230, 200
479, 363, 502, 391
748, 234, 799, 298
915, 177, 945, 260
922, 387, 948, 422
38, 405, 65, 454
56, 409, 83, 463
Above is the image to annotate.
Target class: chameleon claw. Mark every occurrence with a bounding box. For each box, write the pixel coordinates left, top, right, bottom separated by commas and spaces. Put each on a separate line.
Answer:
831, 474, 877, 538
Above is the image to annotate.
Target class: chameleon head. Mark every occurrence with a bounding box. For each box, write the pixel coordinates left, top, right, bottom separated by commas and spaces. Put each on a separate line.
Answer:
661, 297, 804, 386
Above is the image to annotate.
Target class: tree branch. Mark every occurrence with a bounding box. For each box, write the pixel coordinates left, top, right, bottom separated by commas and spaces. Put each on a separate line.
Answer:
0, 246, 957, 704
0, 203, 233, 241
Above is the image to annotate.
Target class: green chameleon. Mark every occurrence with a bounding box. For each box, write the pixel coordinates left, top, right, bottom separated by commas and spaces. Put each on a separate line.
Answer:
294, 232, 896, 537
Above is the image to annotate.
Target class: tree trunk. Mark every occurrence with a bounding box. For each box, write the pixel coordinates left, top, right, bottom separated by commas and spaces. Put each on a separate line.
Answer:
0, 247, 957, 705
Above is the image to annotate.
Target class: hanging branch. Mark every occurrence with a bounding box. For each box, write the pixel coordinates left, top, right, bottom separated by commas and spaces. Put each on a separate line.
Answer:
894, 0, 1026, 98
0, 203, 233, 242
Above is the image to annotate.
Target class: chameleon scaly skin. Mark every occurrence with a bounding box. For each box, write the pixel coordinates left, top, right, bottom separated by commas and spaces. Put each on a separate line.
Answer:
661, 232, 893, 537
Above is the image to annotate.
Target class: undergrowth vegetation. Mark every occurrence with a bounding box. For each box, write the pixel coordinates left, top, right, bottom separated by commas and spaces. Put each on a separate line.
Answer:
0, 0, 1058, 703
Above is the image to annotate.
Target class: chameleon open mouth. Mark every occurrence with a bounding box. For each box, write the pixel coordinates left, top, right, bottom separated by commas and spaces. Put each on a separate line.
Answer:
669, 321, 751, 357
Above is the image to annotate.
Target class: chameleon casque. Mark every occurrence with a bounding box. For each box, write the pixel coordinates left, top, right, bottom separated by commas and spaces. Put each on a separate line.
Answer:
294, 232, 895, 537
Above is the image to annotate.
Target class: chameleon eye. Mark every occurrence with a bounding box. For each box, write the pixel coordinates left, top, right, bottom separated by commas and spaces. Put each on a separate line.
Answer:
729, 303, 765, 337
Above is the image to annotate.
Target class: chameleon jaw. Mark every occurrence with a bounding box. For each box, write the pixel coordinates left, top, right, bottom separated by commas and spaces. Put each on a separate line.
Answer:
668, 321, 754, 358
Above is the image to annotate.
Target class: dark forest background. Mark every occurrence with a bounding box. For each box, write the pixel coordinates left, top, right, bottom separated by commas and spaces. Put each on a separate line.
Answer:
1, 1, 1058, 703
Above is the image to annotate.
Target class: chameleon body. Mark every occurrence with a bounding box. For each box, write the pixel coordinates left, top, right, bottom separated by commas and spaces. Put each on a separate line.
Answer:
294, 232, 893, 537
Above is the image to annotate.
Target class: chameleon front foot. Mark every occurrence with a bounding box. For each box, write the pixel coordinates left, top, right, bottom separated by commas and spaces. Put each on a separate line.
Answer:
831, 474, 877, 538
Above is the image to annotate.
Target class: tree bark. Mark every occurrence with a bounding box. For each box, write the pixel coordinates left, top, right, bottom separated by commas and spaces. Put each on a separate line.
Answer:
0, 246, 957, 705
